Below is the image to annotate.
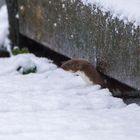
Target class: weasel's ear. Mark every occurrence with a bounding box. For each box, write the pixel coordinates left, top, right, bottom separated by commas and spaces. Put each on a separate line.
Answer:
77, 64, 82, 70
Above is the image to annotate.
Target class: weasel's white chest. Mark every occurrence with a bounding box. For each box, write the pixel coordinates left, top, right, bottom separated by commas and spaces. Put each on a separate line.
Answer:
77, 71, 93, 85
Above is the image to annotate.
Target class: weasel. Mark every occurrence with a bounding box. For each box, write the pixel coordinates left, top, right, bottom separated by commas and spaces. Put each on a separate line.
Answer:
61, 59, 105, 87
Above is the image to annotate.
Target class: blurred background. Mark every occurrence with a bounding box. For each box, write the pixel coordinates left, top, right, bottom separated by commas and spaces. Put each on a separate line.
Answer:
0, 0, 5, 8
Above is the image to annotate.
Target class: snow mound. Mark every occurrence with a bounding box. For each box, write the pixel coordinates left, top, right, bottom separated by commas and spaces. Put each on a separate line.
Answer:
82, 0, 140, 26
0, 54, 125, 111
0, 54, 57, 75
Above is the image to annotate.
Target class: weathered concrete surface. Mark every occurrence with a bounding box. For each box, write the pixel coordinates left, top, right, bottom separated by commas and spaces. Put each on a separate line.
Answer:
18, 0, 140, 89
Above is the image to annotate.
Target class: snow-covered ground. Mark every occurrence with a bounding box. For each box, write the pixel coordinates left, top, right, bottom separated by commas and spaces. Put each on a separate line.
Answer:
82, 0, 140, 26
0, 4, 140, 140
1, 54, 140, 140
0, 53, 140, 140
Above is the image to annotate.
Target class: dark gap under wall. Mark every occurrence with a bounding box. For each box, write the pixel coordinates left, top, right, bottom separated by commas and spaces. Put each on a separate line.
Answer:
19, 34, 70, 66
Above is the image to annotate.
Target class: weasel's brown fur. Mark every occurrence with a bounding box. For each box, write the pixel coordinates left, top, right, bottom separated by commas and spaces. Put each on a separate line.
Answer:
61, 59, 105, 87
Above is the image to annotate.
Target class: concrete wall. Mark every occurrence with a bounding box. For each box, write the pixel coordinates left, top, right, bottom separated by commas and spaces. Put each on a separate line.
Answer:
10, 0, 140, 89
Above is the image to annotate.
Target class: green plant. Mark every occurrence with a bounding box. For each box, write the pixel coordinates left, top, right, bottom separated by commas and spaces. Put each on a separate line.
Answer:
12, 47, 29, 55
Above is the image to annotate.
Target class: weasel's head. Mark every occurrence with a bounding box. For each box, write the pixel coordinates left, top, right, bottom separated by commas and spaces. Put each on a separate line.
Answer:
61, 59, 91, 72
61, 59, 105, 87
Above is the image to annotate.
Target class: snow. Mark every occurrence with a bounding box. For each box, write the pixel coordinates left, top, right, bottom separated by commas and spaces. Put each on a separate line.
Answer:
0, 4, 140, 140
0, 54, 140, 140
82, 0, 140, 26
0, 5, 11, 55
0, 5, 9, 47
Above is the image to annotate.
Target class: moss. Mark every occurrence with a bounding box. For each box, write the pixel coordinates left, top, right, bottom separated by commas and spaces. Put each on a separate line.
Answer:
12, 47, 29, 55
